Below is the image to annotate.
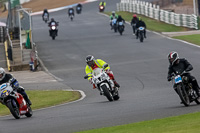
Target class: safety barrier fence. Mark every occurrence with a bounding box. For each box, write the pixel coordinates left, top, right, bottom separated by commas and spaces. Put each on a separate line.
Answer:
117, 0, 199, 29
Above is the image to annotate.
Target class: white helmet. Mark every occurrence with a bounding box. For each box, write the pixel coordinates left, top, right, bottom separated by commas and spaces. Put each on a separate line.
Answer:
0, 67, 5, 81
112, 11, 115, 14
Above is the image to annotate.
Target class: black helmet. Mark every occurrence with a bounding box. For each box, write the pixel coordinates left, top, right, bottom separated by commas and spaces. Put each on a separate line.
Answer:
51, 18, 54, 21
86, 55, 95, 67
44, 9, 47, 12
168, 51, 179, 65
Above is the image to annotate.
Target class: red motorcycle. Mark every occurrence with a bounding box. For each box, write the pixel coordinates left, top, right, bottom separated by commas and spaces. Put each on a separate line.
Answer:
0, 83, 32, 119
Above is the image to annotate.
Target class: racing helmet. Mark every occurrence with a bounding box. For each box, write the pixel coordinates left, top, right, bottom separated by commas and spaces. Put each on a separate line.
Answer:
168, 51, 179, 65
112, 11, 115, 16
51, 18, 54, 21
86, 55, 95, 67
0, 67, 5, 81
133, 14, 137, 18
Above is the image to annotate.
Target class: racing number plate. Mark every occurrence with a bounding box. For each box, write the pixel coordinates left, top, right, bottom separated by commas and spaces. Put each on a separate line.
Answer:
175, 75, 182, 84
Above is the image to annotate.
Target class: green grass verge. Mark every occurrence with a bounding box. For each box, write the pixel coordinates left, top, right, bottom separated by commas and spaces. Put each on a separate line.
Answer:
77, 112, 200, 133
104, 11, 190, 32
0, 90, 81, 116
173, 34, 200, 46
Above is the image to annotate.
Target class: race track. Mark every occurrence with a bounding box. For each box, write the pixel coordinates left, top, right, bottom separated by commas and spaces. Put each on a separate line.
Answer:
1, 0, 200, 133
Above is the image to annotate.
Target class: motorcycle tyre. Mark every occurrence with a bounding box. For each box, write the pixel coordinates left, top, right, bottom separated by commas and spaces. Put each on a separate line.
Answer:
7, 100, 20, 119
113, 91, 120, 101
25, 105, 33, 117
101, 84, 114, 101
177, 84, 190, 106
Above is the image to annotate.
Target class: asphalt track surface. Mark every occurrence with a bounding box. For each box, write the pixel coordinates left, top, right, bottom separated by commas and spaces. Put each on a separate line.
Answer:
1, 0, 200, 133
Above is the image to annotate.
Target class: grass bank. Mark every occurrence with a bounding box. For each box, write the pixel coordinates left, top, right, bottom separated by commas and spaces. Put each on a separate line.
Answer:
173, 34, 200, 46
77, 111, 200, 133
0, 90, 81, 116
104, 11, 190, 32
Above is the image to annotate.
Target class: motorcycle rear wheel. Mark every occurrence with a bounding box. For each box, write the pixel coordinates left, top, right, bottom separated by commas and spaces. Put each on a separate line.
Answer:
25, 105, 33, 117
7, 100, 20, 119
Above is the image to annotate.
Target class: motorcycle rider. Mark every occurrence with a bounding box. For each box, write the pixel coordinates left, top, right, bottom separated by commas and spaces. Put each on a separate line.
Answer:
136, 17, 146, 39
68, 7, 75, 17
76, 3, 82, 13
0, 68, 32, 105
110, 11, 118, 30
117, 15, 125, 30
48, 18, 58, 36
131, 14, 139, 34
99, 1, 106, 7
167, 51, 200, 97
85, 55, 120, 90
42, 9, 49, 21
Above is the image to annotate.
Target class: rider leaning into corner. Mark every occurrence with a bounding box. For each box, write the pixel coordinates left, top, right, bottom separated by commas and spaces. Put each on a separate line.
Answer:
85, 55, 120, 89
42, 9, 49, 20
167, 51, 200, 97
0, 68, 32, 105
110, 11, 118, 29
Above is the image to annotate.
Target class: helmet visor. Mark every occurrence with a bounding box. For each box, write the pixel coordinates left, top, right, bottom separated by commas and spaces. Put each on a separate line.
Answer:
87, 60, 94, 67
0, 73, 3, 79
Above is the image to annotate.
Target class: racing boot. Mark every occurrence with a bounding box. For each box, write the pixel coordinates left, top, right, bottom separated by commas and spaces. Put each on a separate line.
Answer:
114, 80, 120, 88
93, 84, 96, 89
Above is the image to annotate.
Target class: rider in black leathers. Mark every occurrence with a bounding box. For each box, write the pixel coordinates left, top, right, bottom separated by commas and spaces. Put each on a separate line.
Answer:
0, 68, 32, 105
76, 3, 82, 13
167, 51, 200, 97
48, 18, 59, 36
136, 17, 146, 39
117, 15, 125, 30
68, 7, 75, 17
42, 9, 49, 21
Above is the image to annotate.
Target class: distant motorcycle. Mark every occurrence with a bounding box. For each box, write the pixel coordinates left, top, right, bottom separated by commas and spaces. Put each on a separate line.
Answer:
49, 22, 58, 40
0, 82, 32, 119
43, 13, 49, 23
118, 21, 124, 35
138, 27, 145, 42
111, 18, 118, 33
99, 5, 105, 12
170, 71, 200, 106
76, 6, 82, 14
84, 66, 120, 101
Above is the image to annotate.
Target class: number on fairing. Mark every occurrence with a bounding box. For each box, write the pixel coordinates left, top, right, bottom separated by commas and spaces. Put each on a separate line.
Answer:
119, 22, 123, 25
175, 75, 182, 84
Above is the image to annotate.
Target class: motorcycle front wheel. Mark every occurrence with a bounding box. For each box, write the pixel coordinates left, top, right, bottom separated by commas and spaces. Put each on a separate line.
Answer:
7, 100, 20, 119
177, 84, 190, 106
101, 84, 114, 101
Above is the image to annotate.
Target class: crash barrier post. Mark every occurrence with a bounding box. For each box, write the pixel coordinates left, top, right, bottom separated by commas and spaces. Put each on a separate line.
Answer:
117, 0, 199, 29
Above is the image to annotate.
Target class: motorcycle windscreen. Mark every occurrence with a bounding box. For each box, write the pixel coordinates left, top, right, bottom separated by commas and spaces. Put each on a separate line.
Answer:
92, 68, 102, 77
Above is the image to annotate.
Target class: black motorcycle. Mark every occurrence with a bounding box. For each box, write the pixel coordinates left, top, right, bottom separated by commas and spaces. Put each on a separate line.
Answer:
138, 27, 145, 42
76, 6, 82, 14
49, 22, 58, 40
171, 71, 200, 106
118, 21, 124, 35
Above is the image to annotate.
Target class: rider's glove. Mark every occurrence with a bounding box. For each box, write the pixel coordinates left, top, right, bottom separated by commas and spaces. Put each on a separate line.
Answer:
89, 78, 93, 84
167, 76, 171, 81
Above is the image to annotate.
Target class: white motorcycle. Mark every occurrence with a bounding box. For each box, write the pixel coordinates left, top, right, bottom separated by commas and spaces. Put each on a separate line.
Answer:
0, 82, 32, 119
84, 66, 120, 101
